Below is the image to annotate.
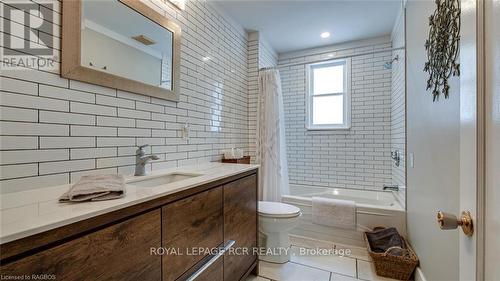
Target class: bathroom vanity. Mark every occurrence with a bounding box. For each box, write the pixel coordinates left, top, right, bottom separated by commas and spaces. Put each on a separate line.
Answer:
0, 164, 258, 281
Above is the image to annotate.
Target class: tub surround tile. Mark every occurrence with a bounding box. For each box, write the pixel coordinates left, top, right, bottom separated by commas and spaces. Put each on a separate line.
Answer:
280, 39, 393, 190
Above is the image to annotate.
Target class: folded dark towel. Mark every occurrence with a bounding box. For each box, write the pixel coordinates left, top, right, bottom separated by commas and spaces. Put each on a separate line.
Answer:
366, 227, 406, 253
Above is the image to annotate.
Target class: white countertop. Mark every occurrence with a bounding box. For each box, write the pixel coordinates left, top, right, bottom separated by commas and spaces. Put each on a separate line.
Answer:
0, 163, 259, 244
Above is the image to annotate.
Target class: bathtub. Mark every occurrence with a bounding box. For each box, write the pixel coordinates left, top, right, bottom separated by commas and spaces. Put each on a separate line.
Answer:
281, 184, 406, 248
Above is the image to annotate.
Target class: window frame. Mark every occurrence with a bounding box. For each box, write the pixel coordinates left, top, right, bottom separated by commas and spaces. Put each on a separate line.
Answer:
305, 58, 351, 130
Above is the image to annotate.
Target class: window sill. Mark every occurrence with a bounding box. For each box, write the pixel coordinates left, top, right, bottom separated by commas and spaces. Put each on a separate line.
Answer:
306, 125, 351, 131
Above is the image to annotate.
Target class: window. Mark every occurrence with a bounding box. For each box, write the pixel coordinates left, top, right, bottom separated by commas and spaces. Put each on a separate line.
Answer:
306, 59, 351, 130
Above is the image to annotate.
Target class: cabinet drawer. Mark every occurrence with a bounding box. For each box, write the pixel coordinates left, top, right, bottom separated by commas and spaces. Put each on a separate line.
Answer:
162, 186, 223, 281
223, 174, 258, 281
193, 257, 223, 281
177, 244, 226, 281
0, 210, 162, 281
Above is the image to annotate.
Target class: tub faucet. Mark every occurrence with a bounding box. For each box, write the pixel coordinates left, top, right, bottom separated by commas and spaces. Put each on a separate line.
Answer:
135, 145, 160, 176
383, 185, 399, 191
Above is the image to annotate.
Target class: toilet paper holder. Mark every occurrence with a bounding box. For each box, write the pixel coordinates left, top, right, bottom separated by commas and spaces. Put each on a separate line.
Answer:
436, 210, 474, 236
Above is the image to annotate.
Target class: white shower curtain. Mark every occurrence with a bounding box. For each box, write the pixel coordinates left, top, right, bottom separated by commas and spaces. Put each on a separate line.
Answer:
257, 68, 290, 202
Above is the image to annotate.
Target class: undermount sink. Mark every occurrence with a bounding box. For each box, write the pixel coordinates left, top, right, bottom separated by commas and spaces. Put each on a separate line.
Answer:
128, 172, 203, 188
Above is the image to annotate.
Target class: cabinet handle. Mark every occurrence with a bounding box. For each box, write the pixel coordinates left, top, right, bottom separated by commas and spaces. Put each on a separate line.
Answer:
186, 240, 235, 281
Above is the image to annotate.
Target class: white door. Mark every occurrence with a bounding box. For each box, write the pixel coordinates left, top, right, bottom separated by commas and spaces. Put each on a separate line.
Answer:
484, 0, 500, 279
406, 0, 482, 280
457, 0, 480, 280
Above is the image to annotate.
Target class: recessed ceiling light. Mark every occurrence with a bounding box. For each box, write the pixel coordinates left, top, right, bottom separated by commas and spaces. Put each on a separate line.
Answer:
320, 32, 331, 39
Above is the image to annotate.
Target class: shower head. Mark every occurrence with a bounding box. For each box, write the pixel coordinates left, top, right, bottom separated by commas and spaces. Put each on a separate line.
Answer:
384, 55, 400, 69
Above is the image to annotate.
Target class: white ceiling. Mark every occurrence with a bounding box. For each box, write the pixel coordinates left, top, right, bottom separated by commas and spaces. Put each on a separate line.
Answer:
210, 0, 402, 54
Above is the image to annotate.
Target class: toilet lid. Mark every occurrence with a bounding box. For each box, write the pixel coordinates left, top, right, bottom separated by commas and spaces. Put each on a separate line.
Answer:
258, 201, 301, 218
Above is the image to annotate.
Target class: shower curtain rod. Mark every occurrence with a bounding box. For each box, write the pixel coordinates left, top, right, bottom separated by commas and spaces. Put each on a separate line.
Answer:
260, 46, 405, 70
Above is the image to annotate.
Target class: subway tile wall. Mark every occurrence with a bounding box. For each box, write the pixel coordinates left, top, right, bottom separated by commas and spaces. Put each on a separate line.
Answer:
390, 12, 406, 188
0, 0, 249, 193
279, 38, 393, 190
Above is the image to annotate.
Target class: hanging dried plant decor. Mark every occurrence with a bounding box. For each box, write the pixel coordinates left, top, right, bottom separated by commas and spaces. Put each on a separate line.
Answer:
424, 0, 461, 101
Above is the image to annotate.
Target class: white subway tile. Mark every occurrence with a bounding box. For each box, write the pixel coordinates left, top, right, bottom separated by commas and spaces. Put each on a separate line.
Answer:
70, 125, 117, 137
1, 92, 69, 111
1, 149, 69, 165
2, 68, 68, 88
0, 164, 38, 180
0, 174, 69, 193
136, 101, 164, 113
96, 156, 135, 168
71, 102, 117, 117
117, 128, 151, 137
116, 90, 150, 102
70, 147, 117, 159
136, 120, 164, 129
0, 136, 38, 150
117, 108, 150, 120
0, 121, 68, 136
39, 159, 95, 175
69, 80, 116, 97
40, 137, 95, 149
0, 77, 38, 95
97, 116, 135, 128
40, 111, 95, 125
39, 85, 95, 103
96, 95, 135, 109
0, 106, 38, 122
97, 137, 135, 147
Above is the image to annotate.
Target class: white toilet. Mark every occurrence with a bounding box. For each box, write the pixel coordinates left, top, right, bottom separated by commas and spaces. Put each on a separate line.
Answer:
258, 201, 302, 263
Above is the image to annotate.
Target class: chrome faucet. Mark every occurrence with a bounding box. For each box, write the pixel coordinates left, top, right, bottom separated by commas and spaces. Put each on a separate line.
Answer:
383, 185, 399, 191
391, 150, 401, 167
134, 145, 159, 176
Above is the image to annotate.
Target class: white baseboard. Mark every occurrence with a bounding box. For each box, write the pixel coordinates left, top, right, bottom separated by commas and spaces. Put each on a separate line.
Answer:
414, 267, 427, 281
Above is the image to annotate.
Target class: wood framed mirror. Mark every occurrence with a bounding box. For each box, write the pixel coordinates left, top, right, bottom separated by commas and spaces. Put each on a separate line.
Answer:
62, 0, 181, 101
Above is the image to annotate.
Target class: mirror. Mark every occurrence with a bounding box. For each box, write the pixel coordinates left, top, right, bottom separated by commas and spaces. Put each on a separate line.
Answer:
62, 0, 181, 101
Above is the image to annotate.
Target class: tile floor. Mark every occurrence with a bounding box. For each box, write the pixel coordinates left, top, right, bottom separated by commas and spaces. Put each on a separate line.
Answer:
246, 236, 399, 281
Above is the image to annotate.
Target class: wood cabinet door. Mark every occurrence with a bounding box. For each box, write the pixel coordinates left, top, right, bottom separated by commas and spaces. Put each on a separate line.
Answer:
0, 210, 162, 281
223, 174, 258, 281
194, 258, 223, 281
162, 186, 223, 281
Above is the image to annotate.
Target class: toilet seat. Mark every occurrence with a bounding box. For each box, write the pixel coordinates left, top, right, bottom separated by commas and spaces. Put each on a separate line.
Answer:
258, 201, 301, 218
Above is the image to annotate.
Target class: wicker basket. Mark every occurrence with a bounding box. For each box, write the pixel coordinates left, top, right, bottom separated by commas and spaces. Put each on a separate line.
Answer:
364, 229, 419, 281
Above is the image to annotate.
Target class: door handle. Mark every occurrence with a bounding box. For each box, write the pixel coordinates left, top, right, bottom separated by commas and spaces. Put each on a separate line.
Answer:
186, 240, 235, 281
436, 211, 473, 236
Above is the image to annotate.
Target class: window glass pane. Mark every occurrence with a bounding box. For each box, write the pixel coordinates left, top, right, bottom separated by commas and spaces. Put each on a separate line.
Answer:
312, 95, 344, 125
313, 64, 344, 95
